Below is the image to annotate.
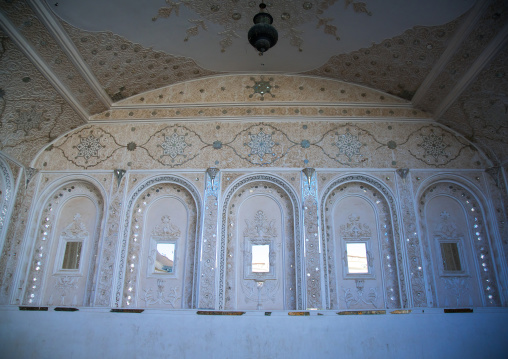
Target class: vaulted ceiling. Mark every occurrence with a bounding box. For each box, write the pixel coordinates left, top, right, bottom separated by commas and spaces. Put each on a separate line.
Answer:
0, 0, 507, 166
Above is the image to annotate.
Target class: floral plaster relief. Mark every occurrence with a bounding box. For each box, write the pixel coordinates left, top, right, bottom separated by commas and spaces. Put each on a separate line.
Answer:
34, 121, 486, 171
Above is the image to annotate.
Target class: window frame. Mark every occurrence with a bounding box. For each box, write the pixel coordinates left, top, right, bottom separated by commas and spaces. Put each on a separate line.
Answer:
435, 236, 468, 277
342, 239, 375, 280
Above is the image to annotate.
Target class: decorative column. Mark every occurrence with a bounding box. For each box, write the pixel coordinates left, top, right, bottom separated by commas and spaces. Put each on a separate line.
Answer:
198, 168, 221, 309
395, 168, 428, 307
95, 169, 127, 307
0, 164, 30, 304
301, 168, 324, 309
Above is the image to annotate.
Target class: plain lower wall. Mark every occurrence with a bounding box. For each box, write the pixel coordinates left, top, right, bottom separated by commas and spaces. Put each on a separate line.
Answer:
1, 308, 507, 359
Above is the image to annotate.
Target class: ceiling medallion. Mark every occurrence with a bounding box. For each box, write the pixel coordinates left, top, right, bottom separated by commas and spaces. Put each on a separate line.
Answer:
248, 2, 278, 55
247, 77, 277, 100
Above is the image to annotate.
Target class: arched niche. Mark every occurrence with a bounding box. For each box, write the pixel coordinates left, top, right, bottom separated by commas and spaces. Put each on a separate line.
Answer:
419, 181, 501, 307
321, 176, 405, 310
219, 175, 302, 310
23, 180, 104, 307
121, 178, 201, 309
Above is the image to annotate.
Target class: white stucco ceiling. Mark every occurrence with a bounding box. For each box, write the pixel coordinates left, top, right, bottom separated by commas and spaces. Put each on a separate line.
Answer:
49, 0, 475, 72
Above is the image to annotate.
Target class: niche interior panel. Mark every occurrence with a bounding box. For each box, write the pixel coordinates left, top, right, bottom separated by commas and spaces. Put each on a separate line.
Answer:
223, 180, 298, 310
323, 181, 402, 310
420, 182, 500, 307
23, 182, 104, 307
123, 182, 198, 309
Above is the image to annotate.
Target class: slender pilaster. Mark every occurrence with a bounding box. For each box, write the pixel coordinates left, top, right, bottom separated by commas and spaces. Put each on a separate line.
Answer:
396, 169, 429, 307
198, 168, 220, 309
301, 168, 324, 309
95, 170, 128, 307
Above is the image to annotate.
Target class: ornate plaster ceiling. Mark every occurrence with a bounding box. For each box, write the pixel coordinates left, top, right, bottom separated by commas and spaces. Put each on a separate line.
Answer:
0, 0, 507, 167
50, 0, 474, 72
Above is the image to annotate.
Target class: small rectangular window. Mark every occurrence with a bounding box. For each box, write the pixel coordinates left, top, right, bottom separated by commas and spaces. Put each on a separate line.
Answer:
62, 241, 83, 270
346, 242, 369, 274
252, 244, 270, 273
440, 242, 461, 271
155, 243, 175, 273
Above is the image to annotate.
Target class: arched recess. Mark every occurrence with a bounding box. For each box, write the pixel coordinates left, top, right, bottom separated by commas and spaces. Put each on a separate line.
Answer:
418, 180, 502, 307
321, 175, 406, 310
120, 176, 201, 309
219, 174, 302, 310
22, 180, 105, 307
0, 157, 15, 249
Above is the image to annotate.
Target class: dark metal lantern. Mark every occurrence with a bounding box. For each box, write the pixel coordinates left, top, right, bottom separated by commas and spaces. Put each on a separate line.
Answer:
248, 3, 278, 54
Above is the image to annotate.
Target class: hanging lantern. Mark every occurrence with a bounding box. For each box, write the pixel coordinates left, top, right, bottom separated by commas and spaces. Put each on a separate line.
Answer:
248, 2, 278, 55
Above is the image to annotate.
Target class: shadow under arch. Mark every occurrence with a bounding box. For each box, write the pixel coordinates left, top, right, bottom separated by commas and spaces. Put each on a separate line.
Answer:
416, 173, 505, 307
219, 173, 303, 310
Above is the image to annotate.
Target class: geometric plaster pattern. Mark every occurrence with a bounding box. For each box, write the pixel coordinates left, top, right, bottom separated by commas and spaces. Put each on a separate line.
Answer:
0, 166, 35, 304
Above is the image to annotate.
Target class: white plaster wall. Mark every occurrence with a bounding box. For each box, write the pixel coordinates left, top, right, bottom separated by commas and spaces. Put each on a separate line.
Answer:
1, 308, 507, 359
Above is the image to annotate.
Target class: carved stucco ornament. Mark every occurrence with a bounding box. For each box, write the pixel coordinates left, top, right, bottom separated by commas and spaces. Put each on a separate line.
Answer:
152, 215, 181, 239
246, 77, 277, 100
340, 213, 372, 239
206, 167, 220, 187
24, 167, 38, 189
152, 0, 372, 52
396, 168, 409, 182
114, 169, 126, 187
302, 168, 315, 190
